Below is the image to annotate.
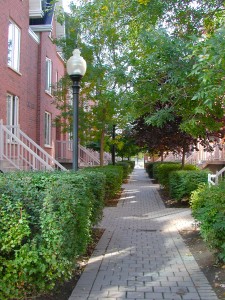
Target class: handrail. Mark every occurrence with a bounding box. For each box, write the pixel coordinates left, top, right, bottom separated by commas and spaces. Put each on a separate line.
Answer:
208, 173, 216, 186
1, 125, 54, 170
0, 121, 66, 171
79, 144, 100, 164
16, 128, 66, 170
55, 140, 111, 166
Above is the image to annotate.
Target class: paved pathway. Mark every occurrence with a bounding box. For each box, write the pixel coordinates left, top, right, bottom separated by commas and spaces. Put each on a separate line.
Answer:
69, 168, 218, 300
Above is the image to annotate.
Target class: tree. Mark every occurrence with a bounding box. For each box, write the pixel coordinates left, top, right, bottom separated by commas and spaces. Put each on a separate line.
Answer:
131, 109, 199, 166
53, 0, 225, 163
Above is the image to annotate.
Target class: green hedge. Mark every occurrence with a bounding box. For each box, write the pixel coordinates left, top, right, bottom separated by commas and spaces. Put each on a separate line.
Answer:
190, 182, 225, 262
81, 165, 124, 201
169, 170, 208, 201
115, 161, 134, 180
145, 162, 154, 178
156, 163, 198, 189
152, 162, 166, 181
125, 160, 135, 171
0, 170, 109, 299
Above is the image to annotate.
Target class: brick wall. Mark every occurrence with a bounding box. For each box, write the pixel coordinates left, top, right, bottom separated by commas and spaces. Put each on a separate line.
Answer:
0, 1, 66, 158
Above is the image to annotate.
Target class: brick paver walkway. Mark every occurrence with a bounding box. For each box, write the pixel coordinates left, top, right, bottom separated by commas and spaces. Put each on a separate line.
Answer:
69, 168, 218, 300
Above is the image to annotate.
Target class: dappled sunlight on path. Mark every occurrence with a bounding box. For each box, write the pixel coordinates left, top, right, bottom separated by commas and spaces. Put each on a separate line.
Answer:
69, 169, 218, 300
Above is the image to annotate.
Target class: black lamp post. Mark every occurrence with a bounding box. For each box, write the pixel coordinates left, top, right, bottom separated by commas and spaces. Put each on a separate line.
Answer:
66, 49, 87, 171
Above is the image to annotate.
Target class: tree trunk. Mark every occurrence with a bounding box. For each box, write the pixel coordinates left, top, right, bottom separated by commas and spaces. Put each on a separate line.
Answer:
100, 129, 105, 166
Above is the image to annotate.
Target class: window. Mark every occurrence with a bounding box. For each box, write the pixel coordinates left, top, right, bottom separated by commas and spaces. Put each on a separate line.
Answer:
8, 20, 21, 72
45, 57, 52, 93
44, 111, 51, 146
7, 94, 19, 138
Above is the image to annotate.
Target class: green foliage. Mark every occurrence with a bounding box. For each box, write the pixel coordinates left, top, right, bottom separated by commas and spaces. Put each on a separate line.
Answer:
169, 170, 208, 201
190, 182, 225, 262
145, 162, 155, 178
152, 162, 179, 182
84, 166, 124, 201
157, 163, 198, 189
81, 171, 106, 225
0, 170, 109, 299
124, 160, 135, 171
115, 161, 132, 180
54, 0, 225, 152
157, 163, 182, 188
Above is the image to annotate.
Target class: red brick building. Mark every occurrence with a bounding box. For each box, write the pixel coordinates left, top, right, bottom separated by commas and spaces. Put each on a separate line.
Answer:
0, 0, 65, 162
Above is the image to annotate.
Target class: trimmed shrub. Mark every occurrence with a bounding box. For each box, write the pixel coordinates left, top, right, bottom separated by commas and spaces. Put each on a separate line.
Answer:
157, 163, 198, 189
82, 171, 106, 225
169, 170, 208, 201
190, 182, 225, 262
152, 161, 180, 182
145, 162, 154, 178
0, 170, 108, 299
83, 165, 123, 201
127, 160, 135, 170
152, 161, 165, 181
116, 161, 132, 180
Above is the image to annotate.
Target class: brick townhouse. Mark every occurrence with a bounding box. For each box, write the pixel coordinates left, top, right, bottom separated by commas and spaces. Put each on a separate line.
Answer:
0, 0, 105, 172
0, 0, 66, 161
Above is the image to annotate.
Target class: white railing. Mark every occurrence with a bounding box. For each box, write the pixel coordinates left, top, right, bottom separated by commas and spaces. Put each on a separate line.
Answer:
0, 121, 66, 172
55, 140, 111, 166
185, 152, 199, 165
208, 166, 225, 186
155, 141, 225, 166
79, 144, 101, 166
208, 173, 216, 186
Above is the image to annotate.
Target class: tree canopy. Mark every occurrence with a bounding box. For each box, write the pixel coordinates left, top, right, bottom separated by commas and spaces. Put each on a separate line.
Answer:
54, 0, 225, 160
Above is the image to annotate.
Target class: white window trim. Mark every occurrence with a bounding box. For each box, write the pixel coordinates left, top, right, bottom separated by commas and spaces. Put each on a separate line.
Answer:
7, 94, 19, 142
44, 111, 52, 147
45, 57, 52, 94
8, 20, 21, 72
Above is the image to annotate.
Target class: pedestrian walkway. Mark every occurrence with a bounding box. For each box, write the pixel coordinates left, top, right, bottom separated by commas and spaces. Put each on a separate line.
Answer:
69, 168, 218, 300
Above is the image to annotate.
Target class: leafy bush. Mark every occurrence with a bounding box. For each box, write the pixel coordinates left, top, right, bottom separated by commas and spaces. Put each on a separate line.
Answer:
125, 160, 135, 171
116, 161, 132, 179
169, 170, 208, 201
0, 170, 107, 299
84, 165, 123, 201
152, 162, 166, 181
145, 162, 154, 178
82, 171, 106, 225
152, 162, 180, 182
156, 163, 198, 189
190, 182, 225, 262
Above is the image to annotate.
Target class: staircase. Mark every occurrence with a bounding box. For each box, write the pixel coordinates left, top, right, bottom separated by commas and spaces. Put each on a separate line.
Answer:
0, 121, 111, 173
55, 141, 111, 167
0, 121, 66, 172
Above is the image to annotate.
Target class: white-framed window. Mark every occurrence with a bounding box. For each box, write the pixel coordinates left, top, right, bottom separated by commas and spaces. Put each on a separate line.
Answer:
44, 111, 52, 146
45, 57, 52, 94
7, 94, 19, 138
8, 20, 21, 72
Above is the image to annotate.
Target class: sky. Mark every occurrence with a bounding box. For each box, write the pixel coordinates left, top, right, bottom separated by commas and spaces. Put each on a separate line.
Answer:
63, 0, 73, 12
